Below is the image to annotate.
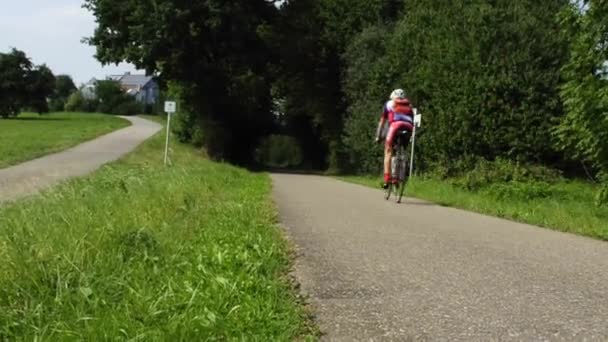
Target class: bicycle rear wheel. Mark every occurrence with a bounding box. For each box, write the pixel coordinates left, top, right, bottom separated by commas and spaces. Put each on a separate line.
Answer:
397, 179, 406, 203
397, 146, 409, 204
384, 183, 393, 200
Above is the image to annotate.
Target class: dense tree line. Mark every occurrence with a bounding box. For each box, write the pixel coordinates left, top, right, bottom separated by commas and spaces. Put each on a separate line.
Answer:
84, 0, 277, 162
0, 48, 83, 117
0, 49, 55, 118
84, 0, 608, 191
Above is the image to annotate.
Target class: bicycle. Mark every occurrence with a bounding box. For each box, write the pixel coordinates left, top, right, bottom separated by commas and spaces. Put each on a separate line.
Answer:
384, 129, 412, 203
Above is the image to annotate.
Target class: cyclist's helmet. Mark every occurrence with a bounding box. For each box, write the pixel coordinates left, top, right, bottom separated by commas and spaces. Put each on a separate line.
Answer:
390, 89, 406, 100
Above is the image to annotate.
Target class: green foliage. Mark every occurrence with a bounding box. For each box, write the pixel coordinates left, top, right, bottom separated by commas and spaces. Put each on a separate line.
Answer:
84, 0, 277, 163
554, 1, 608, 205
596, 183, 608, 206
0, 49, 56, 118
255, 135, 303, 168
27, 64, 55, 114
272, 0, 403, 170
555, 1, 608, 181
49, 75, 77, 111
65, 80, 142, 115
0, 134, 313, 339
453, 158, 563, 192
342, 26, 395, 174
343, 0, 568, 174
65, 91, 96, 112
96, 80, 143, 116
483, 181, 553, 201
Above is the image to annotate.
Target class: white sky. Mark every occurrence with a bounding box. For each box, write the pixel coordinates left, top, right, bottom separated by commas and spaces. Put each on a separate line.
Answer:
0, 0, 141, 85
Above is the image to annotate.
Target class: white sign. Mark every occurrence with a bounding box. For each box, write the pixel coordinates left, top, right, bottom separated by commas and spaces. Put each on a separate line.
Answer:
414, 114, 422, 127
164, 101, 176, 114
410, 108, 421, 177
163, 101, 176, 165
413, 108, 422, 127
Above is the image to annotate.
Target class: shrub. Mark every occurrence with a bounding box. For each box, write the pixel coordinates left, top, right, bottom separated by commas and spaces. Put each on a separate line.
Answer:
484, 181, 553, 201
65, 91, 98, 112
454, 158, 563, 191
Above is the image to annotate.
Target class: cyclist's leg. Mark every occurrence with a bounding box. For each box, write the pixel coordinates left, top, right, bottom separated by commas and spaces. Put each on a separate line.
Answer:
391, 122, 413, 181
384, 143, 393, 183
384, 123, 400, 183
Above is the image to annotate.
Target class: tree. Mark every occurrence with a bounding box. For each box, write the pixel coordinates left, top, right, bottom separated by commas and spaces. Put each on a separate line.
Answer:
93, 80, 142, 115
84, 0, 277, 163
0, 48, 55, 118
28, 64, 56, 114
49, 75, 77, 111
272, 0, 404, 170
555, 0, 608, 203
342, 0, 569, 174
0, 49, 33, 118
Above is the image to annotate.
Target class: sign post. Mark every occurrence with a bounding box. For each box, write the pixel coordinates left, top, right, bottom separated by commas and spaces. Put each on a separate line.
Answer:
410, 109, 422, 178
164, 101, 176, 166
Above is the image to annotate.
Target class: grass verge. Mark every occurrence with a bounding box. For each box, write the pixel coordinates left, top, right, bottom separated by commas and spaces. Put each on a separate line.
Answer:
0, 112, 129, 168
0, 126, 315, 340
340, 175, 608, 241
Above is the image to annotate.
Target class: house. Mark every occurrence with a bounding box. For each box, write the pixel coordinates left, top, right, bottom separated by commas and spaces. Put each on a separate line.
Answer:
81, 78, 97, 100
107, 72, 159, 105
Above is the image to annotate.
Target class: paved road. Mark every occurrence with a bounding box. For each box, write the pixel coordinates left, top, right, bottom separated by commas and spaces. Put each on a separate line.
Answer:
272, 174, 608, 341
0, 116, 161, 203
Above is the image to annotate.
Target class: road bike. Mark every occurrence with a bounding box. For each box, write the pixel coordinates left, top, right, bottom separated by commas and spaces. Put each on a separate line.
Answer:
384, 129, 411, 203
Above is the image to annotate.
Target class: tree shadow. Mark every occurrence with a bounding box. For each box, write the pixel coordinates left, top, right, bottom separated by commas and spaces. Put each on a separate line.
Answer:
397, 199, 438, 207
247, 165, 326, 176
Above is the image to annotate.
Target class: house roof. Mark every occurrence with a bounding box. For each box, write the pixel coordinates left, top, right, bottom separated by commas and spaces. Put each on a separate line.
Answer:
119, 74, 154, 88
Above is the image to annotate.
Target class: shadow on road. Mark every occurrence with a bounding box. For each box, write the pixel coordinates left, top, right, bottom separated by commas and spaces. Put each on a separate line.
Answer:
247, 165, 326, 176
396, 199, 437, 207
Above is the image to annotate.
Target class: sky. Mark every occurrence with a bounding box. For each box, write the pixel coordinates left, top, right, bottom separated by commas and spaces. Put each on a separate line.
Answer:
0, 0, 141, 86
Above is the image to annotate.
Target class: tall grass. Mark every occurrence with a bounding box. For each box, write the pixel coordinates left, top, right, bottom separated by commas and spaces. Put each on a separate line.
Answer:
0, 133, 313, 339
341, 175, 608, 241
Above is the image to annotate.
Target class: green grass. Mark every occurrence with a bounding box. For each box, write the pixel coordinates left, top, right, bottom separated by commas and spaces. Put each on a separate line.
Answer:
341, 175, 608, 241
0, 130, 314, 339
0, 112, 129, 168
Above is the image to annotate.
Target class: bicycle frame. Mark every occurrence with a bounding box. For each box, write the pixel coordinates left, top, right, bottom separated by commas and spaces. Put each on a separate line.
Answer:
385, 129, 411, 203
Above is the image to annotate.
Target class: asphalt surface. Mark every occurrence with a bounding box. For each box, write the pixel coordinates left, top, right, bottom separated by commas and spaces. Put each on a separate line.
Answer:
0, 116, 161, 203
272, 174, 608, 341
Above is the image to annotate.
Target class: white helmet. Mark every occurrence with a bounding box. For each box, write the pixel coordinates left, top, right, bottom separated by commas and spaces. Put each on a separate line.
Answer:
390, 89, 406, 100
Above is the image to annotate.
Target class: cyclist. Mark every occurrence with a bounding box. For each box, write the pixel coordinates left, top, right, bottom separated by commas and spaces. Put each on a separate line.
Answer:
375, 89, 414, 189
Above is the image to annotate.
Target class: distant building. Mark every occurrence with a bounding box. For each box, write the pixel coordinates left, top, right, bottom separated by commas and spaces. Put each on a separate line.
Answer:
107, 72, 159, 105
81, 78, 97, 100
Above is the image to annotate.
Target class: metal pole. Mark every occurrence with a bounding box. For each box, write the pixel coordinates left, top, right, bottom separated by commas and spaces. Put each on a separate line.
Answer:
409, 123, 416, 178
164, 113, 172, 166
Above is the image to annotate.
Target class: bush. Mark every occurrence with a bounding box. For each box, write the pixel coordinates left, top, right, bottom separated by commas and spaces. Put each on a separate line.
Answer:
94, 80, 143, 116
113, 100, 143, 116
483, 181, 553, 201
255, 135, 303, 168
453, 158, 563, 191
48, 98, 65, 112
342, 26, 395, 174
65, 91, 98, 112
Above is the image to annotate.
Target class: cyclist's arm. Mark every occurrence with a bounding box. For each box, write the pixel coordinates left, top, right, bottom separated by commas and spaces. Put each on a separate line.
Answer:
376, 104, 389, 141
376, 117, 386, 141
